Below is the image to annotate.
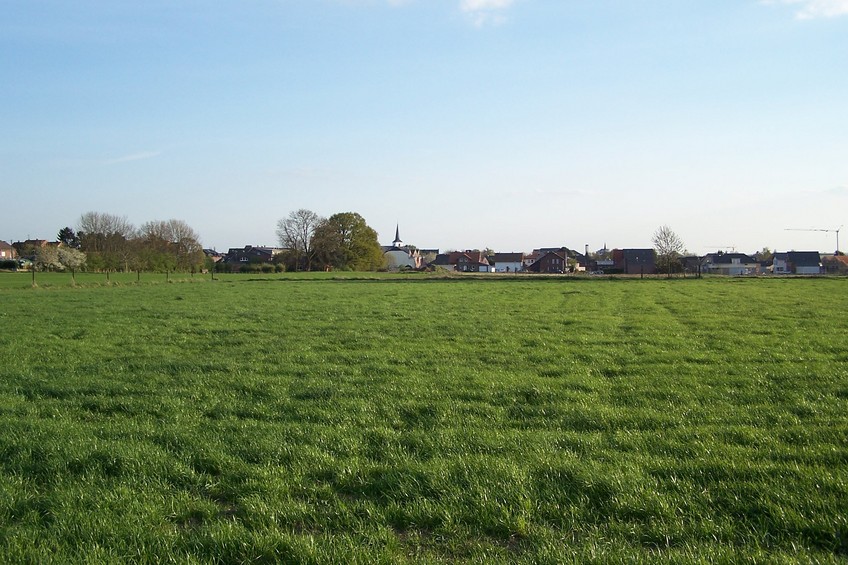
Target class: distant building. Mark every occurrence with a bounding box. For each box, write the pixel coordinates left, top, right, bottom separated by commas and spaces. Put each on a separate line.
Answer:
203, 249, 225, 263
382, 225, 422, 270
530, 247, 590, 272
493, 252, 525, 273
773, 251, 822, 275
702, 252, 760, 276
595, 258, 615, 272
453, 250, 492, 272
429, 253, 455, 270
612, 249, 656, 275
822, 254, 848, 274
527, 250, 568, 273
0, 240, 16, 260
12, 239, 52, 261
225, 245, 285, 267
681, 255, 705, 275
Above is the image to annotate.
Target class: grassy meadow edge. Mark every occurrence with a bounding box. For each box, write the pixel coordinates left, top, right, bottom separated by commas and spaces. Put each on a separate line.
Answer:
0, 273, 846, 562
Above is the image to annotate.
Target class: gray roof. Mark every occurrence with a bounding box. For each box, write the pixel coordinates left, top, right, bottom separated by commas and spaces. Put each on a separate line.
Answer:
787, 251, 821, 267
622, 249, 655, 264
705, 252, 758, 265
430, 254, 453, 266
493, 252, 525, 262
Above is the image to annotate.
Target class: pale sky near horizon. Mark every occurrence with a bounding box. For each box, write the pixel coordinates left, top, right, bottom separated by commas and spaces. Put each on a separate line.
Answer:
2, 0, 846, 255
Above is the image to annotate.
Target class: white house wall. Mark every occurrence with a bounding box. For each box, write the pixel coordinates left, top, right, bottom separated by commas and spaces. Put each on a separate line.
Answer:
385, 250, 416, 269
494, 262, 523, 273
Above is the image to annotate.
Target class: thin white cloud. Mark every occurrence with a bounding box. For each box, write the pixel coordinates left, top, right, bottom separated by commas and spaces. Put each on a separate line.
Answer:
801, 184, 848, 196
336, 0, 412, 6
333, 0, 518, 25
764, 0, 848, 19
460, 0, 515, 27
51, 151, 163, 169
102, 151, 161, 165
331, 0, 411, 7
505, 186, 593, 199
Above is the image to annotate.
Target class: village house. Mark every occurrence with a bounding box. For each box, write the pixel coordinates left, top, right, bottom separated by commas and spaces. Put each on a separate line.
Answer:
612, 248, 657, 275
12, 239, 51, 260
772, 251, 822, 275
702, 252, 760, 276
224, 245, 285, 268
203, 249, 225, 263
429, 250, 491, 272
680, 255, 705, 275
0, 240, 16, 260
453, 250, 492, 272
822, 254, 848, 274
527, 250, 568, 273
429, 253, 454, 270
527, 247, 591, 273
493, 252, 525, 273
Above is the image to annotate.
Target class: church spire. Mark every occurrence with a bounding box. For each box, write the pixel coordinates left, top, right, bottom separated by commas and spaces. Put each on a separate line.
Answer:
393, 224, 403, 248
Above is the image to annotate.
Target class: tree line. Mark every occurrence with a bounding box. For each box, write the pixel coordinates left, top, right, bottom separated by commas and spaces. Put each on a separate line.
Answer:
275, 210, 385, 271
14, 209, 386, 276
15, 212, 206, 275
12, 210, 690, 277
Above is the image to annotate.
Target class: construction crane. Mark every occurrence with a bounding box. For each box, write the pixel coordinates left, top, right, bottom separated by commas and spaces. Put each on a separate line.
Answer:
707, 245, 736, 253
784, 226, 843, 255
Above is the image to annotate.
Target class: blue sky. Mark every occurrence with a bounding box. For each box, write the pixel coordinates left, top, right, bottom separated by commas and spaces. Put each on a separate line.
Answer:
2, 0, 846, 255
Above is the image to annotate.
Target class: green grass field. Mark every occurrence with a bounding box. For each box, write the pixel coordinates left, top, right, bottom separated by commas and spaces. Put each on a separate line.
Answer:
1, 273, 846, 563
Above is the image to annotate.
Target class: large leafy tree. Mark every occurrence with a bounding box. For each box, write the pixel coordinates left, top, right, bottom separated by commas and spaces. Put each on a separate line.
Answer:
652, 225, 684, 277
312, 212, 385, 271
276, 209, 323, 271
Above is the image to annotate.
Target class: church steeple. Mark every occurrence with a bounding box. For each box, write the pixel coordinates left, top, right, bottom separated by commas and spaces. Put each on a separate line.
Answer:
392, 224, 403, 248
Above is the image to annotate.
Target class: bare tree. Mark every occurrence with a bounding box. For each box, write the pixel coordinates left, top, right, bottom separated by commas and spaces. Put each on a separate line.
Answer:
77, 212, 135, 251
77, 212, 136, 271
276, 209, 323, 271
166, 219, 204, 272
138, 219, 204, 272
653, 225, 684, 278
76, 213, 204, 273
